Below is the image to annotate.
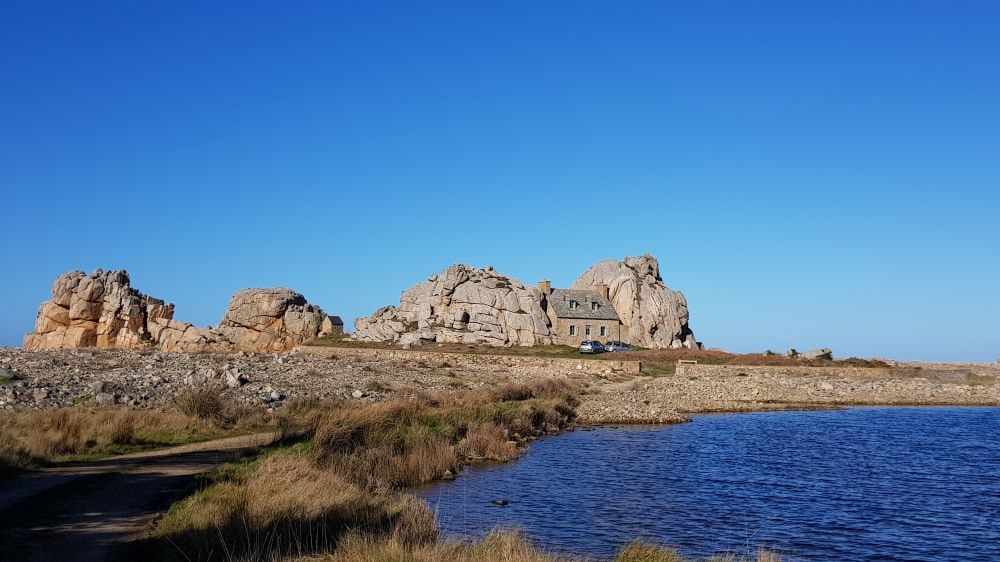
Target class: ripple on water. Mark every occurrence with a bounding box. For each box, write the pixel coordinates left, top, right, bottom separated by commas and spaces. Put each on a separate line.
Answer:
418, 407, 1000, 562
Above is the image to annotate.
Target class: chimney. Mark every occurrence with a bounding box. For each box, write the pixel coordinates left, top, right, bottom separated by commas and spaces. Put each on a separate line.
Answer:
538, 280, 552, 295
598, 284, 609, 300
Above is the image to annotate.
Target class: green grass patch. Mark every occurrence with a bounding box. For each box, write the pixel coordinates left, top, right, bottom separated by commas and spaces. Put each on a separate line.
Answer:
54, 429, 234, 462
642, 362, 677, 377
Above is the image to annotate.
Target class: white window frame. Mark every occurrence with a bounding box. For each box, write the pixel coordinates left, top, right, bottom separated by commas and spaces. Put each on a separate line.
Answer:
599, 326, 607, 337
592, 302, 599, 311
569, 300, 579, 310
568, 325, 576, 336
585, 325, 591, 337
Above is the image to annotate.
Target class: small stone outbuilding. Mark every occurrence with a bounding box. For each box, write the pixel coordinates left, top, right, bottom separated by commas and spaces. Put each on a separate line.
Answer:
538, 280, 623, 346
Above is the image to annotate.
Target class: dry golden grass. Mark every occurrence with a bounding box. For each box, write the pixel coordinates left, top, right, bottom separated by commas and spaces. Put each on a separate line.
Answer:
149, 380, 581, 560
312, 389, 577, 490
0, 390, 273, 467
310, 529, 580, 562
456, 422, 517, 462
153, 453, 437, 561
300, 532, 783, 562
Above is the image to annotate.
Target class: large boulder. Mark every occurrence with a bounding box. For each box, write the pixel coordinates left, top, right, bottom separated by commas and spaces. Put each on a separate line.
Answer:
353, 264, 554, 347
23, 269, 170, 350
24, 270, 342, 352
571, 254, 697, 349
215, 288, 337, 352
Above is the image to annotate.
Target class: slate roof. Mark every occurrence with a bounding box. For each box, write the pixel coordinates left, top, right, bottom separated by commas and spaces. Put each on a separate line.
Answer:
547, 289, 620, 321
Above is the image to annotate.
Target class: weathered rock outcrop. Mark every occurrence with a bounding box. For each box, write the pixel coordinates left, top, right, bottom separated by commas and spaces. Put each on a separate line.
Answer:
24, 269, 171, 350
215, 288, 337, 352
353, 255, 697, 349
353, 264, 554, 347
571, 254, 697, 349
24, 269, 341, 352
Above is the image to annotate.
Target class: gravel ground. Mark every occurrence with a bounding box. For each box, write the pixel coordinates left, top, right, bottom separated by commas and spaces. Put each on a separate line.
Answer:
2, 347, 998, 424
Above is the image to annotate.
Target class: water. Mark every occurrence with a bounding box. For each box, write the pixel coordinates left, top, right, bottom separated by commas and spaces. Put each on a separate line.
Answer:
418, 407, 1000, 561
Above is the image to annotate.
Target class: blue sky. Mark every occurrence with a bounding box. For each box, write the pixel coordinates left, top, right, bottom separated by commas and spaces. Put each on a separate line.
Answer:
2, 1, 998, 361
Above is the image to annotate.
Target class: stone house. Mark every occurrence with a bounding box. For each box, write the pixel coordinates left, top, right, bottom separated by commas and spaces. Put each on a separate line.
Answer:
537, 280, 623, 346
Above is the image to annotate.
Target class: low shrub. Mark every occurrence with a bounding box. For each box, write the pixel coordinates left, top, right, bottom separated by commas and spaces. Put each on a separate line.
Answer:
174, 388, 224, 421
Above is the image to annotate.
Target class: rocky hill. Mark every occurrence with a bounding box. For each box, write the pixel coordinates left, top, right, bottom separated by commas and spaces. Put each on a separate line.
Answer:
353, 264, 554, 347
23, 269, 341, 352
353, 255, 697, 349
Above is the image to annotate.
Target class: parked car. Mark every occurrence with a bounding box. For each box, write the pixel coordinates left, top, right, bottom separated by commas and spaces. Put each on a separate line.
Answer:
604, 341, 633, 352
579, 340, 606, 354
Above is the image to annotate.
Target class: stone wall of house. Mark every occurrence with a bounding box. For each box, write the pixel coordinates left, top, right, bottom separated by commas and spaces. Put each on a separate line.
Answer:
550, 317, 622, 346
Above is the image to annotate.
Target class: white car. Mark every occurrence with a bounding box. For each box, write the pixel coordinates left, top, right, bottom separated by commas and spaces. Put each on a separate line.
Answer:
604, 341, 632, 352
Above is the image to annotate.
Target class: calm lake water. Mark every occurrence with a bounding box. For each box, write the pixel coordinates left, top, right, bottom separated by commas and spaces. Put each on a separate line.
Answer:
418, 407, 1000, 561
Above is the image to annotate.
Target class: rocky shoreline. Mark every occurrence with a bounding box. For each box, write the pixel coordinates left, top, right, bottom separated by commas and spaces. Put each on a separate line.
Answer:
2, 347, 997, 424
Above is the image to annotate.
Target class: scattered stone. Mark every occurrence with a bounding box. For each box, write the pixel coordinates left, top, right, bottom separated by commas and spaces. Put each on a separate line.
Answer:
223, 370, 247, 388
95, 392, 115, 406
801, 348, 833, 360
351, 389, 365, 399
91, 381, 113, 394
183, 373, 208, 386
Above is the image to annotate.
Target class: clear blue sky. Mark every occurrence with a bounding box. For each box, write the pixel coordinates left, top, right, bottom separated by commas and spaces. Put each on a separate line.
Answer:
2, 1, 998, 361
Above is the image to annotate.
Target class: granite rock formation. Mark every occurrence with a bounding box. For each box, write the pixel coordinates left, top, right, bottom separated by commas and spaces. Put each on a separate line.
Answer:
24, 269, 341, 352
572, 254, 697, 349
354, 255, 697, 349
215, 288, 339, 352
353, 264, 554, 347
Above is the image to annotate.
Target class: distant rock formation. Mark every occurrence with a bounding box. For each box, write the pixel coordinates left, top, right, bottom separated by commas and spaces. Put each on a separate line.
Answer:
353, 264, 554, 347
215, 288, 340, 352
353, 255, 697, 349
572, 254, 697, 349
24, 269, 342, 352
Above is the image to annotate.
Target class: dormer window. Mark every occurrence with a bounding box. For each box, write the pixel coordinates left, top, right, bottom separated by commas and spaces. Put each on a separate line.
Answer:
569, 300, 579, 310
591, 302, 599, 311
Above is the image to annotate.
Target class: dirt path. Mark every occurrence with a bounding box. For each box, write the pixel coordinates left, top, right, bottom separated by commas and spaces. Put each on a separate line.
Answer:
0, 432, 277, 562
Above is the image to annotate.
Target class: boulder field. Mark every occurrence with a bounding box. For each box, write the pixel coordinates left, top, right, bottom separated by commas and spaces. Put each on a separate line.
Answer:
23, 269, 342, 353
352, 254, 698, 349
